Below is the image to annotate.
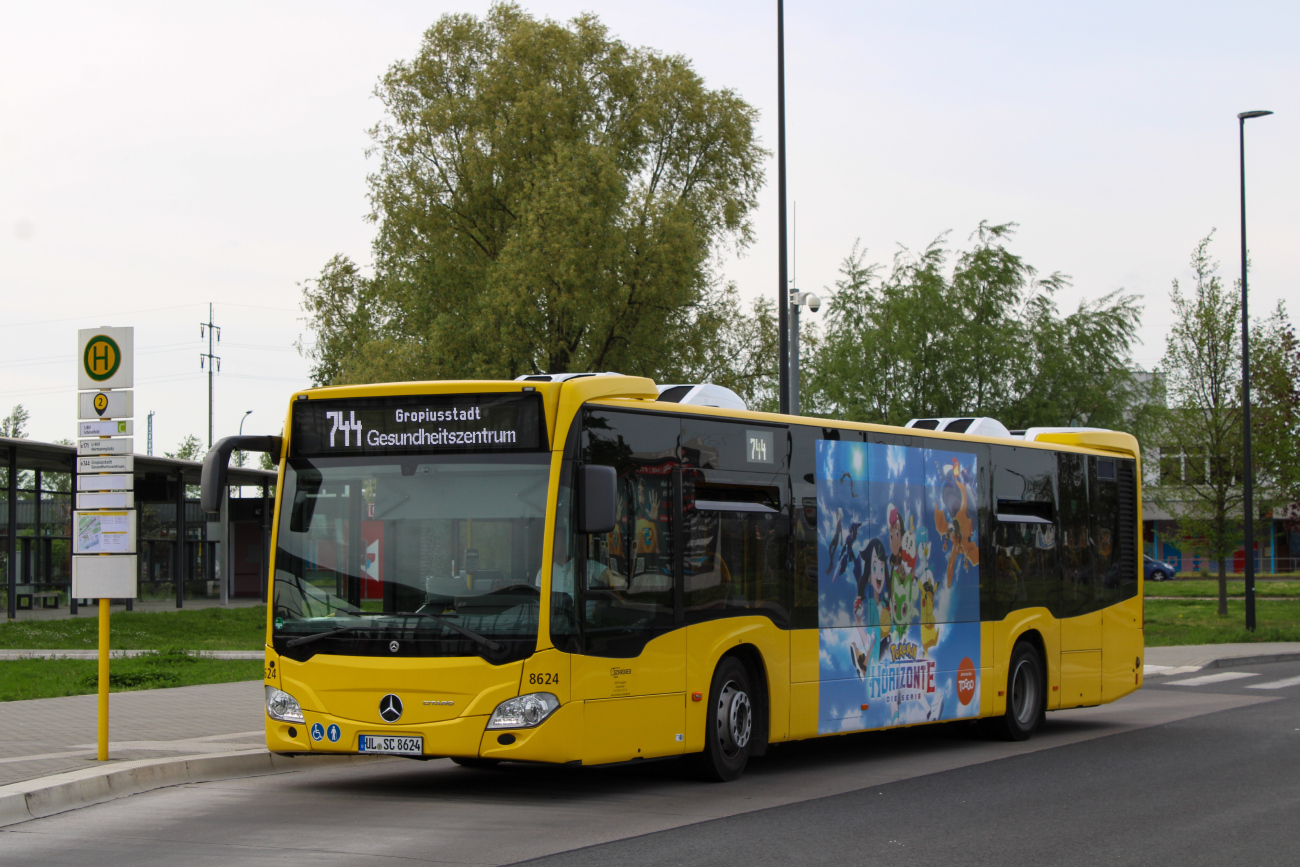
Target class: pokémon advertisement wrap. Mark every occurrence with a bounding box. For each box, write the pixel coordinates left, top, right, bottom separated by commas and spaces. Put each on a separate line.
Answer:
817, 440, 982, 732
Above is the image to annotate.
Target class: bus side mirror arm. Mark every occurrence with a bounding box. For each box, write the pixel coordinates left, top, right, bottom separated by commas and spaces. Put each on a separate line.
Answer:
201, 435, 283, 513
577, 465, 617, 535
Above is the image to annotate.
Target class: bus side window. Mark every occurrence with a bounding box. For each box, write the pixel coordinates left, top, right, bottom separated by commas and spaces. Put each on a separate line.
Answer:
991, 446, 1059, 617
1090, 457, 1121, 605
1091, 456, 1137, 604
1057, 453, 1094, 617
682, 482, 787, 626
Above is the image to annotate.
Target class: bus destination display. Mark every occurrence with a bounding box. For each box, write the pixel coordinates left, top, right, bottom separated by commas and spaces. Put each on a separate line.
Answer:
291, 393, 544, 456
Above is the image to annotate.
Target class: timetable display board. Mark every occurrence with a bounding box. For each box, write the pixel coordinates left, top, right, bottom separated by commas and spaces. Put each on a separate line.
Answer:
290, 393, 546, 457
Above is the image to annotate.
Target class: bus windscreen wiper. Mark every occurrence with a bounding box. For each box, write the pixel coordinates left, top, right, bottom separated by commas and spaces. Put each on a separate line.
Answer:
389, 611, 504, 653
285, 623, 377, 648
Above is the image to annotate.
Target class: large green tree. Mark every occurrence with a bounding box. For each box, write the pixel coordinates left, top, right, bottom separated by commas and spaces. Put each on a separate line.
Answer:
805, 223, 1144, 430
303, 4, 765, 385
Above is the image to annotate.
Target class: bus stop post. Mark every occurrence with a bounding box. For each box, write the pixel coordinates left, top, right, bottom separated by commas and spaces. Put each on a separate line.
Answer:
98, 597, 109, 760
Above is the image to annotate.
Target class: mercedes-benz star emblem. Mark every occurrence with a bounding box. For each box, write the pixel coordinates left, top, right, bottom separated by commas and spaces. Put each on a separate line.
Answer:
379, 694, 403, 723
389, 640, 400, 653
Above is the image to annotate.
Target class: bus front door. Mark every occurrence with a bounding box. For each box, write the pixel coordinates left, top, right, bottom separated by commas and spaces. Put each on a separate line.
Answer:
574, 469, 685, 764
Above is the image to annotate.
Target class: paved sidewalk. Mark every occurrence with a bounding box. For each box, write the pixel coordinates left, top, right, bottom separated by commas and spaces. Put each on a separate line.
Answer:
0, 680, 266, 787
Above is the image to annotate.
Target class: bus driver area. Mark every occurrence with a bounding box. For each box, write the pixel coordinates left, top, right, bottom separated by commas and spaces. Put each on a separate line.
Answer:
201, 373, 1144, 780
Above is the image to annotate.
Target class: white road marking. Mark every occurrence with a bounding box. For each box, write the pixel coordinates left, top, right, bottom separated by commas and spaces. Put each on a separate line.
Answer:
1144, 665, 1203, 677
1245, 675, 1300, 690
1164, 671, 1260, 686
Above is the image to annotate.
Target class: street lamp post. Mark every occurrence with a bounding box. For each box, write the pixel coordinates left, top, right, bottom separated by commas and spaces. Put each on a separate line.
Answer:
776, 0, 790, 414
238, 410, 253, 436
1238, 109, 1272, 632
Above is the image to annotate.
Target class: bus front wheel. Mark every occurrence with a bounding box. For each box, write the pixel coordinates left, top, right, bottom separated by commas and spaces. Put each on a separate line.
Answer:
688, 656, 756, 782
983, 641, 1044, 742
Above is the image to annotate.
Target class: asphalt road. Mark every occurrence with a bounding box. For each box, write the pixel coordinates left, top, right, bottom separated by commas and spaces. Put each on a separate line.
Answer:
3, 661, 1298, 867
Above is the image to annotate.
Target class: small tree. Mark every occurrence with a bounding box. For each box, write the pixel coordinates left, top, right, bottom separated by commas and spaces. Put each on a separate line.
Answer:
1151, 234, 1245, 616
1, 404, 29, 438
1251, 303, 1300, 549
1, 405, 32, 490
165, 435, 204, 462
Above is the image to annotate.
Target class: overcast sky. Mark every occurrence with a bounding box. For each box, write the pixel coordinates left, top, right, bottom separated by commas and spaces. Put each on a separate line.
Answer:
2, 1, 1295, 447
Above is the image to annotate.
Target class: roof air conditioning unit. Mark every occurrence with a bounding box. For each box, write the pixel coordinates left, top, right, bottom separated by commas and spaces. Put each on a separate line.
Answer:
656, 384, 747, 411
905, 417, 1012, 439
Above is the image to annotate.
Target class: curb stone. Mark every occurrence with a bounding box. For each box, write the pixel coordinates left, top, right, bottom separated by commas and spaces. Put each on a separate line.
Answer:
1144, 649, 1300, 676
0, 750, 388, 828
1200, 651, 1300, 670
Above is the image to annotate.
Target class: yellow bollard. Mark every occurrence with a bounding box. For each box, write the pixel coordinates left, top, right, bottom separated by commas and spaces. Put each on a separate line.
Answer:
98, 597, 109, 761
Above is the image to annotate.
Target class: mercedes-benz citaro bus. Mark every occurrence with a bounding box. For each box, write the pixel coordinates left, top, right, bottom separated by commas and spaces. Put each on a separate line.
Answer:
201, 374, 1143, 782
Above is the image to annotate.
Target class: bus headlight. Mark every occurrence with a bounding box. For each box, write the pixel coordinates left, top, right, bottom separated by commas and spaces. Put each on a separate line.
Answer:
265, 686, 305, 723
487, 693, 559, 729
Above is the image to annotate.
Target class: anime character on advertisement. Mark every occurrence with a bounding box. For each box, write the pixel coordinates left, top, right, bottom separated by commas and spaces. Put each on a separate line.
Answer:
888, 507, 919, 643
915, 525, 940, 653
828, 518, 864, 590
848, 626, 874, 680
854, 538, 889, 629
934, 457, 979, 587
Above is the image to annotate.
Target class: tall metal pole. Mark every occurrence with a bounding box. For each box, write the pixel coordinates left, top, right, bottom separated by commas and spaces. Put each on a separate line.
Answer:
790, 300, 800, 415
6, 448, 16, 621
208, 303, 214, 448
200, 305, 221, 449
776, 0, 790, 414
790, 201, 799, 415
1238, 109, 1272, 632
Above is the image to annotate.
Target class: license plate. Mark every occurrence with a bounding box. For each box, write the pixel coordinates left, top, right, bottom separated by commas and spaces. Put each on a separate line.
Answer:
359, 735, 423, 756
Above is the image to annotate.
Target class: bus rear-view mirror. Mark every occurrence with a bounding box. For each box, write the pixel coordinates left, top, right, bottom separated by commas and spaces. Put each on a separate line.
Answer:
578, 465, 616, 535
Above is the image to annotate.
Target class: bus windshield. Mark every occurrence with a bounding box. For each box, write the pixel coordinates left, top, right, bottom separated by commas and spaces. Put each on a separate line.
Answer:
272, 452, 551, 662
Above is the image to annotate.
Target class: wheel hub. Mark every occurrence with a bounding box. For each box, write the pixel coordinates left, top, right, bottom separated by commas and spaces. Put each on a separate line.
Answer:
715, 681, 752, 757
1010, 659, 1038, 726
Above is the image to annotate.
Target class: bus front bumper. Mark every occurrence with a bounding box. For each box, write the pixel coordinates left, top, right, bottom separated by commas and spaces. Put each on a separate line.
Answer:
266, 700, 584, 764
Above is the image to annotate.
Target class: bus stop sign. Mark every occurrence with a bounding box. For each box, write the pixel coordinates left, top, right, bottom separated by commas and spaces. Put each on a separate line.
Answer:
77, 327, 134, 390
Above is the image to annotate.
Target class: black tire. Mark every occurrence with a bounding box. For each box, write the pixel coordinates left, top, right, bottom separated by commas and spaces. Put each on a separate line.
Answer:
686, 656, 756, 782
450, 757, 500, 769
982, 641, 1044, 742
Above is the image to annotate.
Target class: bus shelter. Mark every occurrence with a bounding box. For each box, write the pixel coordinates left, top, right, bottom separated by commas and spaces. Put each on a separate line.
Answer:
1, 436, 277, 619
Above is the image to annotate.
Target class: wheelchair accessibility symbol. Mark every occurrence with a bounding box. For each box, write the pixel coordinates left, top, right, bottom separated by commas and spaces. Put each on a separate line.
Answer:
310, 723, 325, 741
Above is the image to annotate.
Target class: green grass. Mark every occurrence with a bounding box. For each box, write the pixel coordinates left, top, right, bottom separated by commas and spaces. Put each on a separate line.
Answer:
1144, 598, 1300, 646
0, 651, 263, 701
0, 606, 267, 650
1146, 580, 1300, 599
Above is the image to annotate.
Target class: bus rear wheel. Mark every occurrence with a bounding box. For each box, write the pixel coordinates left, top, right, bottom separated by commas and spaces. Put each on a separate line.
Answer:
687, 656, 755, 782
983, 641, 1044, 742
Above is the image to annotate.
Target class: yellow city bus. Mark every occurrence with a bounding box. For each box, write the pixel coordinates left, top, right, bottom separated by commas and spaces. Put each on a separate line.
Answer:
202, 374, 1143, 781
